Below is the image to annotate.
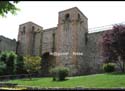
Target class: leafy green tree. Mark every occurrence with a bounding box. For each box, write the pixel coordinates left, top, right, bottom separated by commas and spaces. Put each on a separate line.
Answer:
0, 1, 20, 17
6, 51, 17, 75
16, 55, 26, 74
0, 61, 6, 75
0, 52, 7, 62
0, 51, 17, 75
24, 56, 41, 80
0, 51, 8, 75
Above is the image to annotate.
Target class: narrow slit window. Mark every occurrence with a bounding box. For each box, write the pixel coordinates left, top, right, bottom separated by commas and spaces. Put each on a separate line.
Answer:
85, 32, 88, 45
78, 13, 80, 21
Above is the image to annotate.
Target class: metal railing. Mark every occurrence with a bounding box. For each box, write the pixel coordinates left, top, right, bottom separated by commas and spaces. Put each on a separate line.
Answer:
89, 21, 125, 33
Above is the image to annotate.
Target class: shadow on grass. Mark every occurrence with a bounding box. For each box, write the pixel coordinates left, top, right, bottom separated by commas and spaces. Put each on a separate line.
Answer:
106, 72, 125, 75
21, 78, 39, 81
51, 78, 69, 82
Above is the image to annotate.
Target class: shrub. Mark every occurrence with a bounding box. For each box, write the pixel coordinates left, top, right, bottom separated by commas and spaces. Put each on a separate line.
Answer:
0, 61, 6, 75
50, 67, 69, 81
103, 63, 115, 73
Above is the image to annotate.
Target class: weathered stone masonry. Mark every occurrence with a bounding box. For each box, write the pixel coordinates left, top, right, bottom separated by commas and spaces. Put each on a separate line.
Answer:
0, 35, 16, 53
0, 7, 108, 75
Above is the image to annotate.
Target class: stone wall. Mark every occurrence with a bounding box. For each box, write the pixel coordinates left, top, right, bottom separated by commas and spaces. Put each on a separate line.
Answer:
86, 31, 105, 74
0, 36, 16, 52
17, 22, 43, 56
42, 27, 57, 54
41, 27, 57, 75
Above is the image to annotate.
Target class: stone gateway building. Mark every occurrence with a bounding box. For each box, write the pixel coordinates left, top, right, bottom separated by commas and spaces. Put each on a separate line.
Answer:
0, 7, 106, 76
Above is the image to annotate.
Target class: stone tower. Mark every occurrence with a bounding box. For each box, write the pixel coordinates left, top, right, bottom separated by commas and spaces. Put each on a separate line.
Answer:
55, 7, 88, 75
17, 22, 43, 56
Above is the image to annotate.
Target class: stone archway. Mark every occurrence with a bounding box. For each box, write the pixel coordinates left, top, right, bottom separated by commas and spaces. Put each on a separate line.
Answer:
41, 52, 55, 76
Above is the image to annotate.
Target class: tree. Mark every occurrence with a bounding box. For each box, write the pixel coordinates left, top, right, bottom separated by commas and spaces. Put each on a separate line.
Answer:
16, 55, 26, 74
0, 1, 20, 17
0, 51, 17, 75
101, 24, 125, 72
0, 61, 6, 75
0, 52, 8, 75
6, 51, 17, 75
24, 56, 41, 80
0, 52, 7, 62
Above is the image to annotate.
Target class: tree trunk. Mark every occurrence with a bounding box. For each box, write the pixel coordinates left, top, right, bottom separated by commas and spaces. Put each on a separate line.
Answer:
122, 61, 125, 72
29, 74, 32, 80
28, 72, 32, 80
118, 56, 123, 72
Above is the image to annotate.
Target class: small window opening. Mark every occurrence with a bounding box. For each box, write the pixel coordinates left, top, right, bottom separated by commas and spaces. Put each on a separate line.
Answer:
65, 13, 70, 20
32, 26, 35, 31
22, 26, 25, 34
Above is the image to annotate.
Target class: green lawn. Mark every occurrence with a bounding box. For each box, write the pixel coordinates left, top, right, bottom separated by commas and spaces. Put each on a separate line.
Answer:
5, 73, 125, 88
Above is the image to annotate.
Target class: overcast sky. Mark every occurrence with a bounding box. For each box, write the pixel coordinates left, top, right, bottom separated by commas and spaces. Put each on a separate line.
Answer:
1, 1, 125, 40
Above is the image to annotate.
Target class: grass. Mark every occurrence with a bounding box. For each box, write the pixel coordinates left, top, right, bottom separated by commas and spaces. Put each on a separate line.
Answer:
4, 73, 125, 88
